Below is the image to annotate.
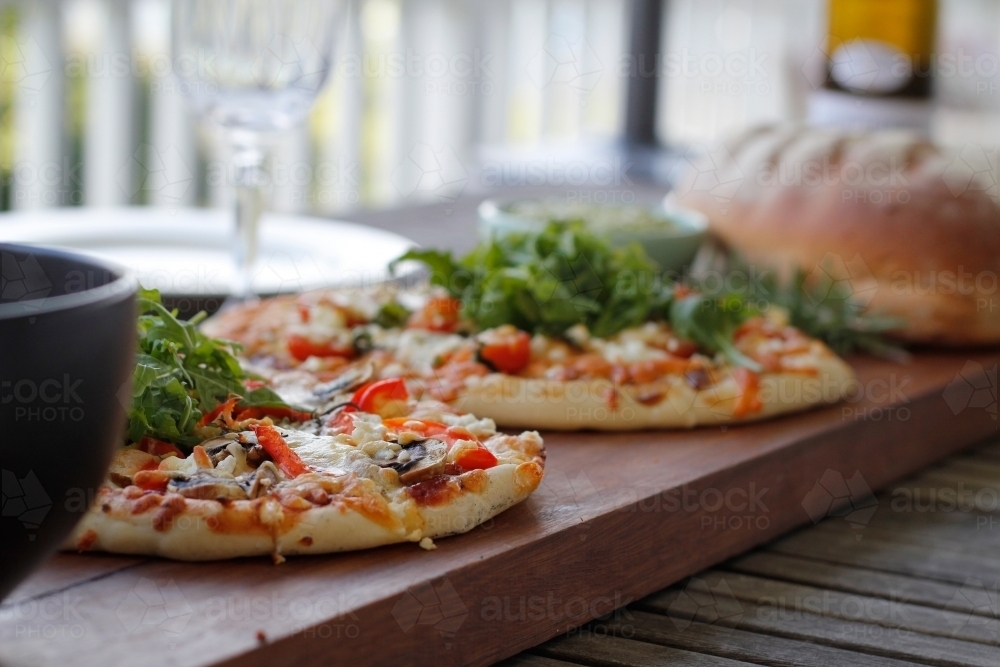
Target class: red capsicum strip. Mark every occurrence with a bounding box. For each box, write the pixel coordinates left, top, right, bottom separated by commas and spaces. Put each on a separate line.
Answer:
251, 423, 310, 478
137, 436, 183, 458
197, 395, 241, 428
733, 367, 762, 418
350, 378, 409, 416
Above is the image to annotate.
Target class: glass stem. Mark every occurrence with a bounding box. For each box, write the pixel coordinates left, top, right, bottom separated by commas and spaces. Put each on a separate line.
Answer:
232, 143, 266, 301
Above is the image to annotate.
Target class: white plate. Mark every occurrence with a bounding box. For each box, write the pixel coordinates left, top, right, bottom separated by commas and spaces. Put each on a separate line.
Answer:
0, 207, 419, 296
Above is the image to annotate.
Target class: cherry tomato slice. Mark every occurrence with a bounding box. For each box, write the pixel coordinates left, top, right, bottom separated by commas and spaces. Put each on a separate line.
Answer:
350, 378, 410, 418
325, 407, 358, 434
286, 334, 355, 362
453, 446, 498, 471
478, 329, 531, 374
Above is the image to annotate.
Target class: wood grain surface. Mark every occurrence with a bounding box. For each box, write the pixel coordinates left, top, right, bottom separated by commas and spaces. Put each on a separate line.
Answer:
514, 439, 1000, 667
1, 350, 998, 667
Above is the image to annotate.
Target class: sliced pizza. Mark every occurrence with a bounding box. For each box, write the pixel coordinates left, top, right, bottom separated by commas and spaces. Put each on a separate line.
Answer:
68, 397, 544, 561
65, 292, 544, 561
204, 284, 855, 431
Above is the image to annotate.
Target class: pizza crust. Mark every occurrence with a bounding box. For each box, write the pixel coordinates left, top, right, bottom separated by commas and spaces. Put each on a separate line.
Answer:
66, 494, 278, 560
277, 461, 542, 556
65, 445, 545, 561
451, 354, 855, 430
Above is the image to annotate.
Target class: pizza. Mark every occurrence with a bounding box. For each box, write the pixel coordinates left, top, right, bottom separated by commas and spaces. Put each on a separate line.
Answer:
63, 292, 544, 561
66, 221, 863, 562
67, 396, 545, 561
202, 285, 856, 431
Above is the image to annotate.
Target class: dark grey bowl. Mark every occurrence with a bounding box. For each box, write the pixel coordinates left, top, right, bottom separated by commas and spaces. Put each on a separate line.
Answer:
1, 243, 137, 601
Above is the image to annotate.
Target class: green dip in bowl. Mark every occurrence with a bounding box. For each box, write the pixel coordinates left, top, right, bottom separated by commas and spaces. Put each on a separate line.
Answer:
477, 199, 708, 272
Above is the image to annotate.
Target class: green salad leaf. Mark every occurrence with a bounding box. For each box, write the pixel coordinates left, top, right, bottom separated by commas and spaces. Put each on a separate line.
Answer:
776, 269, 908, 361
669, 293, 763, 371
393, 222, 674, 339
707, 253, 906, 360
126, 289, 293, 448
393, 223, 905, 368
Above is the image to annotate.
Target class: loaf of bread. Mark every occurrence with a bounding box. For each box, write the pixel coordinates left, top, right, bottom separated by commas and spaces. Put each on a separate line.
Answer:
673, 125, 1000, 346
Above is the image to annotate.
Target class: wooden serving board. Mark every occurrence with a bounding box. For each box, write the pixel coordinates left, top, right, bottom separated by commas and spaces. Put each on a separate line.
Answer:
2, 351, 998, 667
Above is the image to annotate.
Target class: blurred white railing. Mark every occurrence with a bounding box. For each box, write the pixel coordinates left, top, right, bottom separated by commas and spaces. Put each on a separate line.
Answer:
0, 0, 631, 214
3, 0, 999, 215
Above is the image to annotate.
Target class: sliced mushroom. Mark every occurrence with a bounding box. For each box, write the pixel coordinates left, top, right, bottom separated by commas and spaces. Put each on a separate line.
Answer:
202, 432, 269, 467
312, 362, 374, 402
167, 472, 250, 501
387, 439, 448, 485
202, 434, 241, 465
236, 431, 258, 447
240, 461, 281, 499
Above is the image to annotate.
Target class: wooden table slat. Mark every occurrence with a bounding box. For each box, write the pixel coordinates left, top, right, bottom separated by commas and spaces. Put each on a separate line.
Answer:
598, 610, 927, 667
641, 593, 999, 667
519, 435, 1000, 667
728, 552, 997, 617
795, 511, 1000, 558
921, 472, 1000, 497
768, 530, 1000, 586
943, 458, 1000, 478
536, 633, 757, 667
666, 570, 1000, 646
498, 656, 586, 667
968, 441, 1000, 459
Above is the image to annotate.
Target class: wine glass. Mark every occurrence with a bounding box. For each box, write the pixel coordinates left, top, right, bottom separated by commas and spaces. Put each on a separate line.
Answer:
171, 0, 348, 300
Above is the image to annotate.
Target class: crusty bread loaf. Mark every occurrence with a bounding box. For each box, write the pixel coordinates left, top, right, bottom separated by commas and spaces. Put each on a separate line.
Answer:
673, 125, 1000, 346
